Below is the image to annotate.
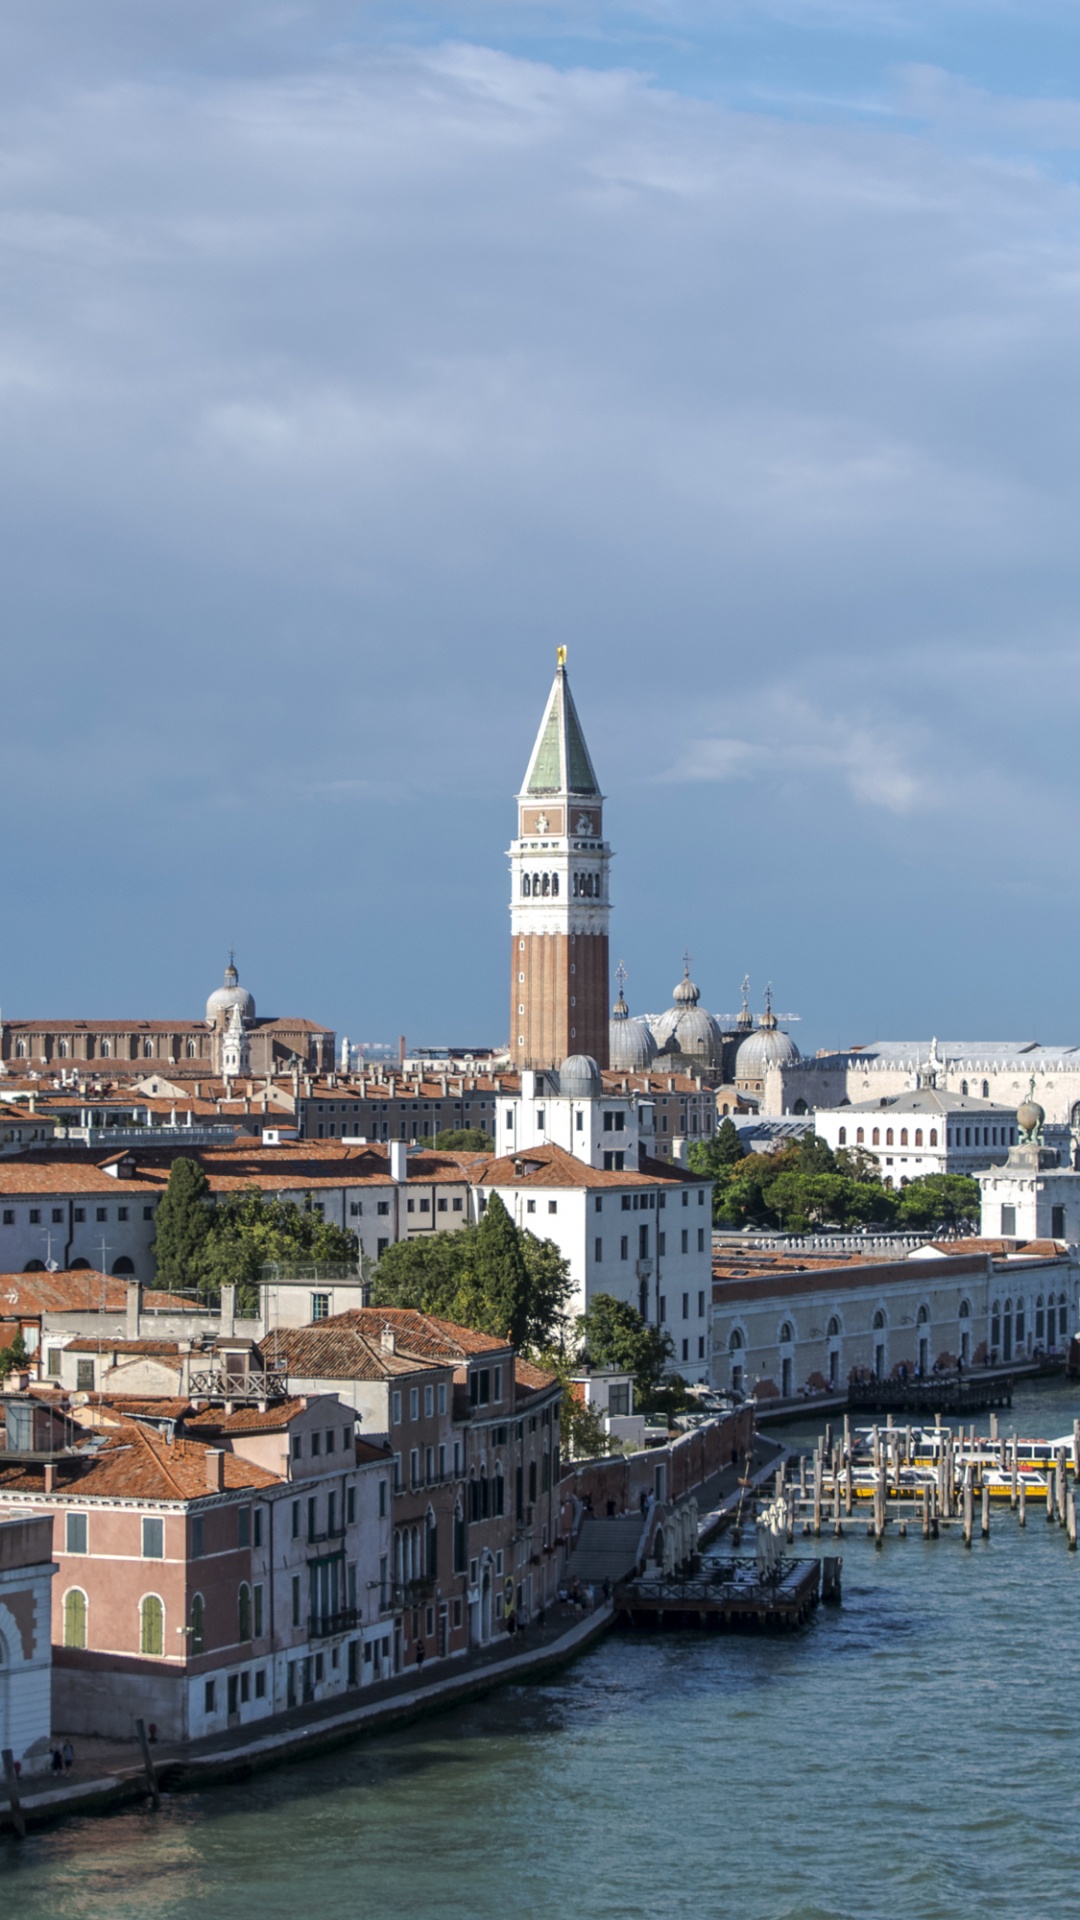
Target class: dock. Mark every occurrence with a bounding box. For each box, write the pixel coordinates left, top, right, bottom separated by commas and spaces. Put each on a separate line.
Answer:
614, 1556, 828, 1631
846, 1375, 1013, 1416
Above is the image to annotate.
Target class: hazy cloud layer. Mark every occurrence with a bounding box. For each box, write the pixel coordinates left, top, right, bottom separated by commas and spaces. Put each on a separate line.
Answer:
3, 6, 1080, 1042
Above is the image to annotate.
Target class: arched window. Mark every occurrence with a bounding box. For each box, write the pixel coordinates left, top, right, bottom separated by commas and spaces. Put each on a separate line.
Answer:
238, 1584, 251, 1641
143, 1040, 153, 1058
872, 1309, 886, 1330
186, 1039, 197, 1058
885, 1129, 894, 1146
982, 1081, 989, 1099
190, 1593, 205, 1653
58, 1039, 69, 1058
779, 1322, 794, 1344
522, 874, 531, 897
827, 1316, 841, 1338
1059, 1300, 1068, 1339
15, 1040, 26, 1058
23, 1259, 45, 1272
63, 1588, 87, 1649
838, 1128, 847, 1146
426, 1510, 439, 1576
872, 1128, 880, 1146
959, 1299, 971, 1318
856, 1128, 864, 1145
140, 1594, 164, 1657
917, 1304, 929, 1325
1036, 1295, 1045, 1341
112, 1257, 135, 1277
101, 1040, 111, 1059
960, 1080, 968, 1096
551, 873, 559, 897
929, 1129, 938, 1147
914, 1129, 923, 1147
541, 873, 551, 897
1016, 1299, 1026, 1342
991, 1301, 1001, 1349
728, 1328, 744, 1352
900, 1129, 908, 1146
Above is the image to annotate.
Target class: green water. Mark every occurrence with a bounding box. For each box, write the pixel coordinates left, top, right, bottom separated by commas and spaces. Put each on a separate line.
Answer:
4, 1381, 1079, 1920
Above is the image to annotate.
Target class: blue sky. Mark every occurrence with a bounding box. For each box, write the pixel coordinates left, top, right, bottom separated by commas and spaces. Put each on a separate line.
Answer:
5, 1, 1080, 1053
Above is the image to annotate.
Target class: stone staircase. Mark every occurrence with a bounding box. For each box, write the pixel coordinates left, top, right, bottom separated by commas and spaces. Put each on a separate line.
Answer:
563, 1514, 648, 1587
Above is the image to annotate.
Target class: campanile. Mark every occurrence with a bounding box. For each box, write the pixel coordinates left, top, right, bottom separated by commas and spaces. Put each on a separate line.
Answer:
509, 650, 611, 1068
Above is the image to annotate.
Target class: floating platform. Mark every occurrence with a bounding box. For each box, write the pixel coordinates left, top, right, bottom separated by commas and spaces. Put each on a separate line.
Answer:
613, 1557, 828, 1632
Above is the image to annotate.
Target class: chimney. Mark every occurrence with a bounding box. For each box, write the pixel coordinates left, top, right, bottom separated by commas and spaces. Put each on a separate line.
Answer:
389, 1140, 407, 1184
398, 1034, 406, 1067
381, 1325, 397, 1355
220, 1283, 236, 1338
44, 1463, 55, 1492
205, 1449, 225, 1492
126, 1280, 141, 1339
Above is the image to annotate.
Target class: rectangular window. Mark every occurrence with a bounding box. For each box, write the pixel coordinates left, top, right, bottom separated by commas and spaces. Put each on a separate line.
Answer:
292, 1575, 301, 1627
424, 1384, 434, 1418
291, 1499, 300, 1539
493, 1366, 502, 1402
311, 1431, 321, 1456
452, 1198, 463, 1212
143, 1205, 154, 1220
238, 1507, 251, 1548
46, 1348, 61, 1378
254, 1585, 264, 1637
191, 1514, 204, 1558
51, 1207, 63, 1224
325, 1428, 335, 1453
392, 1391, 402, 1425
437, 1382, 447, 1414
548, 1200, 557, 1214
698, 1189, 705, 1206
526, 1198, 536, 1214
639, 1225, 649, 1258
254, 1507, 263, 1548
379, 1479, 388, 1517
65, 1512, 87, 1554
142, 1516, 164, 1559
311, 1293, 330, 1321
682, 1338, 689, 1362
698, 1228, 705, 1252
346, 1483, 356, 1525
620, 1236, 628, 1260
255, 1668, 266, 1699
1, 1209, 12, 1225
409, 1387, 420, 1420
410, 1449, 420, 1487
29, 1208, 40, 1224
682, 1190, 689, 1207
377, 1202, 390, 1216
327, 1490, 338, 1534
76, 1358, 95, 1391
307, 1496, 317, 1540
1052, 1205, 1066, 1239
681, 1229, 689, 1254
95, 1207, 106, 1223
698, 1337, 706, 1359
659, 1297, 666, 1323
292, 1434, 302, 1461
658, 1233, 665, 1255
205, 1679, 216, 1714
698, 1291, 705, 1317
682, 1293, 689, 1320
350, 1201, 363, 1216
594, 1237, 602, 1261
117, 1206, 129, 1222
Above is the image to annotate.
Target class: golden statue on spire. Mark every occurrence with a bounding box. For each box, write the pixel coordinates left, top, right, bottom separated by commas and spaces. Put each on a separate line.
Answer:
556, 645, 567, 668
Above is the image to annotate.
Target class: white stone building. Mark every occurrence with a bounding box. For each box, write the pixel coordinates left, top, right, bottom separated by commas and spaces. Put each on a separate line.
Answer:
812, 1085, 1019, 1185
0, 1513, 55, 1774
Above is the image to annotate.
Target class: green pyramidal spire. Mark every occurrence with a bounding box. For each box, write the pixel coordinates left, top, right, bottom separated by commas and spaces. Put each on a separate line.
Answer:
521, 649, 600, 797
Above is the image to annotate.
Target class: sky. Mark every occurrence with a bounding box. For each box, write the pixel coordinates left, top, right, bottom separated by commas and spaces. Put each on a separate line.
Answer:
5, 1, 1080, 1054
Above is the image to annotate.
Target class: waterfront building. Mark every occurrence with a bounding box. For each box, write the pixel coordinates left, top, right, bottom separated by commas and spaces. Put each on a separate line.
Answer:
510, 652, 611, 1069
977, 1094, 1080, 1244
710, 1239, 1080, 1399
0, 1512, 55, 1775
0, 1390, 395, 1741
812, 1084, 1019, 1185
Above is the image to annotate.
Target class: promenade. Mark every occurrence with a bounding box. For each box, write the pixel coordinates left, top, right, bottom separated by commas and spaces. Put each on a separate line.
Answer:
1, 1603, 611, 1836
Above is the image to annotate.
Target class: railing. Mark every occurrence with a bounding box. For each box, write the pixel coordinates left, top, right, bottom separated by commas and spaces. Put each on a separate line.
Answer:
309, 1608, 361, 1639
394, 1576, 435, 1604
307, 1522, 347, 1546
188, 1367, 289, 1401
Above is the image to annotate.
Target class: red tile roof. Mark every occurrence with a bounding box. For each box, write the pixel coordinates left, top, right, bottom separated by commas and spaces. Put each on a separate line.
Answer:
0, 1419, 279, 1500
474, 1142, 706, 1190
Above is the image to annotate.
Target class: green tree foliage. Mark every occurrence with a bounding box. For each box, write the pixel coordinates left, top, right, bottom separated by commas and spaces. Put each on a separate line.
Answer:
432, 1127, 494, 1152
203, 1189, 357, 1311
687, 1118, 745, 1184
0, 1328, 30, 1379
371, 1198, 572, 1353
153, 1157, 212, 1291
896, 1174, 981, 1230
575, 1293, 682, 1410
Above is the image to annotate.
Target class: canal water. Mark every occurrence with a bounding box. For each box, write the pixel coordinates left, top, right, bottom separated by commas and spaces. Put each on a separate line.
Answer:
3, 1380, 1079, 1920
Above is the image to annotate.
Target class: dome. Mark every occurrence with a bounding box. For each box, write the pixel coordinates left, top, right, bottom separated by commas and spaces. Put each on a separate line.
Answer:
672, 966, 701, 1008
558, 1054, 602, 1098
609, 1012, 658, 1073
651, 960, 725, 1069
735, 1022, 800, 1079
206, 957, 255, 1029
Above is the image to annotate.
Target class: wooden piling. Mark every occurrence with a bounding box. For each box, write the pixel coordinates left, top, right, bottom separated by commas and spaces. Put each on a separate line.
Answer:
1046, 1473, 1056, 1523
1019, 1478, 1027, 1527
990, 1413, 998, 1443
1010, 1439, 1019, 1511
981, 1483, 990, 1540
1072, 1419, 1080, 1481
1057, 1451, 1068, 1528
135, 1717, 160, 1811
963, 1478, 973, 1548
2, 1747, 25, 1840
922, 1485, 930, 1539
1068, 1490, 1077, 1553
813, 1451, 822, 1537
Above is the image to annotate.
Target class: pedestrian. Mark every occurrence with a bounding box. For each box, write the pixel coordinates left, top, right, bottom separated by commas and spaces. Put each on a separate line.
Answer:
537, 1603, 547, 1632
507, 1609, 517, 1636
62, 1741, 74, 1773
606, 1497, 616, 1518
415, 1639, 426, 1671
50, 1747, 63, 1775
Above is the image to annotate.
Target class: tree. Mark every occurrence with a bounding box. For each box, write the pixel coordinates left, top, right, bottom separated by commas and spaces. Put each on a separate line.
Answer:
897, 1174, 980, 1231
688, 1120, 744, 1182
0, 1328, 29, 1379
559, 1385, 611, 1461
203, 1188, 358, 1311
575, 1293, 678, 1409
432, 1127, 494, 1152
153, 1157, 212, 1292
371, 1202, 572, 1353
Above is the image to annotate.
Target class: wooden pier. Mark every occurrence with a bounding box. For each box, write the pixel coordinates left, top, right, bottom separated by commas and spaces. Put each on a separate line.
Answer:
614, 1557, 825, 1631
847, 1375, 1013, 1416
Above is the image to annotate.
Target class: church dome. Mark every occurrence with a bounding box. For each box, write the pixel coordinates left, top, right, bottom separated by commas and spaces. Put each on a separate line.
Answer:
206, 957, 255, 1029
558, 1054, 602, 1098
735, 999, 800, 1078
651, 961, 724, 1069
609, 986, 657, 1073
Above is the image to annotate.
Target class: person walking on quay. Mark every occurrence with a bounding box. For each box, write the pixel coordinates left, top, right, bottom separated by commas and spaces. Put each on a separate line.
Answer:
50, 1746, 63, 1775
506, 1608, 517, 1637
62, 1741, 74, 1773
415, 1639, 426, 1672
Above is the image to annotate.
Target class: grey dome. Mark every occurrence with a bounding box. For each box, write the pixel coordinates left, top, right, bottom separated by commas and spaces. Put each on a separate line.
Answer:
558, 1054, 602, 1097
609, 1013, 658, 1072
735, 1022, 800, 1078
206, 958, 255, 1029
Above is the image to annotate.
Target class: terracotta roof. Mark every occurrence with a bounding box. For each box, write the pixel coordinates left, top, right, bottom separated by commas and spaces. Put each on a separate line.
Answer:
63, 1337, 184, 1356
514, 1357, 559, 1394
186, 1398, 309, 1434
0, 1272, 199, 1315
474, 1142, 707, 1190
257, 1320, 430, 1381
0, 1139, 475, 1197
712, 1251, 991, 1302
346, 1308, 512, 1362
0, 1420, 279, 1500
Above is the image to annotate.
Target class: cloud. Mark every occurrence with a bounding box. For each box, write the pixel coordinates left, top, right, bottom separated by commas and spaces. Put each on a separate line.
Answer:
664, 694, 931, 813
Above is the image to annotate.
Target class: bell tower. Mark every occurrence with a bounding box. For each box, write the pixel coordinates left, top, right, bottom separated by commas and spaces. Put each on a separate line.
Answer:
509, 650, 611, 1068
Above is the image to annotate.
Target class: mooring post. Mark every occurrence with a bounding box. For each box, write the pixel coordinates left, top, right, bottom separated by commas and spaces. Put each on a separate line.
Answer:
843, 1413, 851, 1461
981, 1482, 990, 1540
1019, 1478, 1027, 1527
135, 1717, 160, 1811
1057, 1452, 1068, 1528
1068, 1490, 1077, 1553
812, 1451, 822, 1538
990, 1412, 998, 1443
1, 1748, 25, 1840
1010, 1438, 1019, 1511
824, 1422, 833, 1459
845, 1459, 853, 1517
1072, 1419, 1080, 1480
1046, 1473, 1055, 1524
962, 1476, 973, 1548
921, 1485, 930, 1539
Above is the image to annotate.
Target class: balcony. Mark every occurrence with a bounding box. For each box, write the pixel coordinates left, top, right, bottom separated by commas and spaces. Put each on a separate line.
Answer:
308, 1608, 361, 1639
189, 1366, 289, 1403
307, 1522, 347, 1548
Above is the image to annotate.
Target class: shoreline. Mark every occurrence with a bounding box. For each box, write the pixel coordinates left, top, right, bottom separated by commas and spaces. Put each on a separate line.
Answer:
1, 1605, 612, 1836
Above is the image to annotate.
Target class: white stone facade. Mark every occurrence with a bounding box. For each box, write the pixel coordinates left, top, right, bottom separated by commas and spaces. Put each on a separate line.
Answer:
0, 1514, 56, 1773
